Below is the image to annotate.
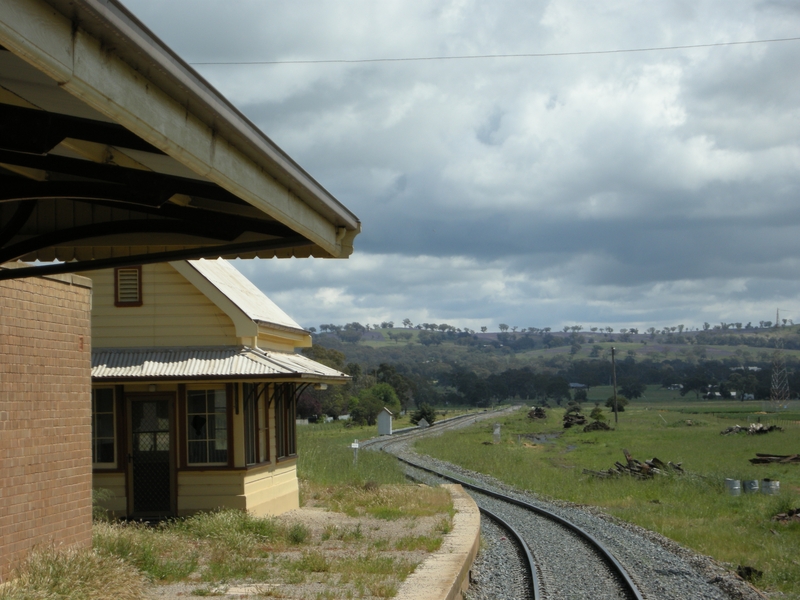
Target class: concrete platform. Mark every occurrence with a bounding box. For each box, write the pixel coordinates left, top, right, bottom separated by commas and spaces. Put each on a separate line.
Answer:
395, 484, 481, 600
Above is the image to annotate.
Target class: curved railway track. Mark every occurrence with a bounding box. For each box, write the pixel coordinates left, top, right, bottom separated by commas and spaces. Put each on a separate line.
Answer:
364, 410, 646, 600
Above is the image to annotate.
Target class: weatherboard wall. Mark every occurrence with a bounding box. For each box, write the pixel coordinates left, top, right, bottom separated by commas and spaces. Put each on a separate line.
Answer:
88, 263, 240, 349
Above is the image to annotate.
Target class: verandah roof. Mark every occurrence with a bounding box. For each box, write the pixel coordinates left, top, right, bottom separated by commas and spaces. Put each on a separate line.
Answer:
92, 346, 350, 383
0, 0, 360, 281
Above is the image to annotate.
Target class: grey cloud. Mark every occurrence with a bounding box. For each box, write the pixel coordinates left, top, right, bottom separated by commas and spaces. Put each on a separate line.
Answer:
125, 0, 800, 329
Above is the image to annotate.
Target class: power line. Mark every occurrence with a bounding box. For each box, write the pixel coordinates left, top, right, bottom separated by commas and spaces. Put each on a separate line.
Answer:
189, 36, 800, 66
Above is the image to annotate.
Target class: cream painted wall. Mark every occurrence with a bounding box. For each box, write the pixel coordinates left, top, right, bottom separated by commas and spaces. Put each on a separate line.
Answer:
88, 264, 238, 348
93, 472, 126, 517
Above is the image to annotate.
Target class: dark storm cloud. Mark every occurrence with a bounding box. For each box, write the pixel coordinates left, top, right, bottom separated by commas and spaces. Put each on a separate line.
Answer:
126, 0, 800, 329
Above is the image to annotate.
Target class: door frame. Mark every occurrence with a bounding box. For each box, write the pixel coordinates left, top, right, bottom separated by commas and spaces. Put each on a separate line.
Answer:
125, 392, 177, 518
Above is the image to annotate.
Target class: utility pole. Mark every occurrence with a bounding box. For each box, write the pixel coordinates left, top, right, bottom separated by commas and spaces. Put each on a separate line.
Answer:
611, 346, 619, 424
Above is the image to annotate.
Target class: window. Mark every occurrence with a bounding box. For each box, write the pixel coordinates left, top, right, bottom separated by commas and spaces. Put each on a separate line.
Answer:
92, 388, 116, 467
243, 383, 269, 465
243, 384, 257, 465
115, 266, 142, 306
186, 389, 228, 465
274, 383, 296, 459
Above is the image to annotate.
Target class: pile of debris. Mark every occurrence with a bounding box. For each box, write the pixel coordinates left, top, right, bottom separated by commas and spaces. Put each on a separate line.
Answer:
749, 453, 800, 465
583, 420, 611, 433
773, 508, 800, 523
720, 423, 783, 435
527, 407, 547, 420
583, 449, 684, 479
563, 412, 586, 428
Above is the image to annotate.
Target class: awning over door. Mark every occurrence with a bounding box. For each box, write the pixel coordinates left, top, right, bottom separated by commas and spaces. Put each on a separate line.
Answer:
0, 0, 360, 281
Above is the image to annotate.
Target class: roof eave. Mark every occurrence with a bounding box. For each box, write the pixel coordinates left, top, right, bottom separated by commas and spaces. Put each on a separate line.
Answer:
0, 0, 360, 258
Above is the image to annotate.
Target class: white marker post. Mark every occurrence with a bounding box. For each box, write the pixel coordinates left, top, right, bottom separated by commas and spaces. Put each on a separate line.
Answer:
351, 439, 359, 466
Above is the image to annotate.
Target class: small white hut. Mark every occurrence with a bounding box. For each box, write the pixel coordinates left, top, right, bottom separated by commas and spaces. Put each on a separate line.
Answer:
377, 407, 394, 436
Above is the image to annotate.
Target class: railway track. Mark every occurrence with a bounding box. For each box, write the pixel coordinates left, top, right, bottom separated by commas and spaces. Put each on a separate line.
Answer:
365, 410, 646, 600
362, 409, 757, 600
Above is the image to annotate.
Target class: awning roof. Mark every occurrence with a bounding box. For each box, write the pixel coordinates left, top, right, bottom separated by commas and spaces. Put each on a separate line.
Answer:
0, 0, 360, 281
92, 346, 350, 383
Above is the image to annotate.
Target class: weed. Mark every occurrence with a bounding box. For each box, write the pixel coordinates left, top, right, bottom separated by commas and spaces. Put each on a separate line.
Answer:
435, 516, 453, 535
0, 545, 146, 600
93, 521, 198, 581
321, 524, 336, 541
372, 539, 389, 550
191, 586, 225, 597
289, 551, 330, 573
368, 580, 399, 598
287, 523, 309, 545
394, 535, 443, 552
92, 487, 114, 522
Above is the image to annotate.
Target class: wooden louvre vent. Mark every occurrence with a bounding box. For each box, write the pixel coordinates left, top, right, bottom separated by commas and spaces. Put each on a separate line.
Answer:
115, 267, 142, 306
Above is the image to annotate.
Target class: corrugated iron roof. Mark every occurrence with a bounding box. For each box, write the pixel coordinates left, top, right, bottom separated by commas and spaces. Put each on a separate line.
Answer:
184, 259, 307, 333
92, 346, 349, 381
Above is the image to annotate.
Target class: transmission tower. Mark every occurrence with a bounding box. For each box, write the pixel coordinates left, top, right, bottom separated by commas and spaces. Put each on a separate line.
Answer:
770, 309, 790, 411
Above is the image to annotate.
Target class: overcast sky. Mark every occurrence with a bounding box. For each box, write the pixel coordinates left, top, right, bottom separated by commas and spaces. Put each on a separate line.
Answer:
125, 0, 800, 332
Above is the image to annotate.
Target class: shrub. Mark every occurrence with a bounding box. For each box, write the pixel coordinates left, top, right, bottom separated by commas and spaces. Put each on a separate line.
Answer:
604, 395, 629, 412
411, 403, 436, 425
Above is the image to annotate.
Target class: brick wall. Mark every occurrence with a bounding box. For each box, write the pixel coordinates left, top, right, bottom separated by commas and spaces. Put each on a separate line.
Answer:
0, 269, 93, 582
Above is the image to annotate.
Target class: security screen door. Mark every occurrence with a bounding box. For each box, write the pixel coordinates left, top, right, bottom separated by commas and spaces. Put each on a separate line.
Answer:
128, 397, 174, 517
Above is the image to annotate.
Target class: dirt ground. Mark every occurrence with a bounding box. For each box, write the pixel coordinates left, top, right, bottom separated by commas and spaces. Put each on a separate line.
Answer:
148, 506, 446, 599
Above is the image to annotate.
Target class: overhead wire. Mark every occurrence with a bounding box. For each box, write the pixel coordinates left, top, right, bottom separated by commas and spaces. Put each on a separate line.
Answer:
189, 36, 800, 66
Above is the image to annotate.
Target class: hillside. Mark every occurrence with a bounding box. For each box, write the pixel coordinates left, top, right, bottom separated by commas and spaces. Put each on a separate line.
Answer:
302, 324, 800, 410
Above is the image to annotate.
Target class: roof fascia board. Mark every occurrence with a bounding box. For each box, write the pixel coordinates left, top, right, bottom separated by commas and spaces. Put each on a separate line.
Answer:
258, 326, 312, 350
169, 260, 258, 340
0, 0, 357, 257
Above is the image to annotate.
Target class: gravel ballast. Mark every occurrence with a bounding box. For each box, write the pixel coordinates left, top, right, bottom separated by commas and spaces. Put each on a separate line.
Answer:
373, 410, 767, 600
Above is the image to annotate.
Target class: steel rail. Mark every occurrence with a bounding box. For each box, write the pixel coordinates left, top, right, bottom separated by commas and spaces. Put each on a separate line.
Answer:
476, 505, 540, 600
394, 454, 646, 600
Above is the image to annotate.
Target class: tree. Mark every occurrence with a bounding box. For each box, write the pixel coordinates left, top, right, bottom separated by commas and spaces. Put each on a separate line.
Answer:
545, 376, 571, 405
605, 395, 629, 412
411, 403, 436, 425
619, 379, 646, 399
301, 346, 345, 370
498, 324, 509, 332
573, 388, 588, 402
418, 330, 444, 346
402, 318, 413, 328
590, 407, 606, 422
297, 392, 322, 420
350, 383, 401, 425
480, 326, 487, 333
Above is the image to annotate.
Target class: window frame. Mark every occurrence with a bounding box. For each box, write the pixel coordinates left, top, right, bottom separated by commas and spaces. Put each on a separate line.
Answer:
91, 387, 117, 469
183, 385, 233, 468
243, 382, 270, 467
274, 383, 297, 460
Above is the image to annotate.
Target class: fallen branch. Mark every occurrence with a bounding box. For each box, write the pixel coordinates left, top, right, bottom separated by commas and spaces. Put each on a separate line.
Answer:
585, 449, 684, 479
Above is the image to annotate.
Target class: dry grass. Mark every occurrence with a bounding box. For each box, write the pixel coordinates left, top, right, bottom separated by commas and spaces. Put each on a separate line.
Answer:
0, 545, 147, 600
303, 481, 453, 520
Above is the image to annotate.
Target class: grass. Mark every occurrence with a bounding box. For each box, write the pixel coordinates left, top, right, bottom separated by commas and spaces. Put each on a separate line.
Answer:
304, 483, 453, 520
4, 419, 457, 599
296, 420, 407, 487
0, 545, 147, 600
415, 402, 800, 598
